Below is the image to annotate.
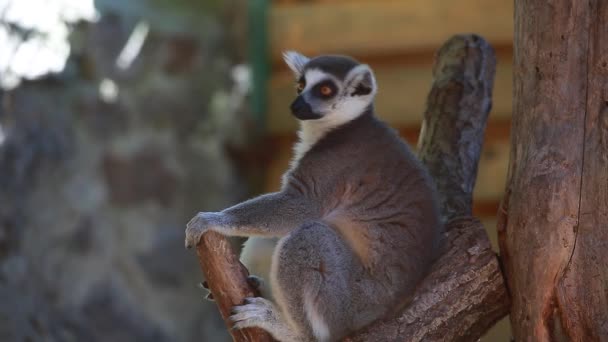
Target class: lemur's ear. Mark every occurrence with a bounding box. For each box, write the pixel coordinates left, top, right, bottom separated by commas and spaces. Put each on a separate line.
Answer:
283, 51, 309, 78
344, 64, 377, 97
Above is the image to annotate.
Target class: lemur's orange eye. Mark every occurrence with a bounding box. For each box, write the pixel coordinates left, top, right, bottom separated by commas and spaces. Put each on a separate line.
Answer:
296, 81, 305, 93
320, 85, 332, 96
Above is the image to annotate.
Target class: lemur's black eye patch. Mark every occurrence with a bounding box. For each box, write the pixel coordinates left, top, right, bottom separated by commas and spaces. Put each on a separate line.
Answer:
351, 83, 372, 96
312, 80, 337, 99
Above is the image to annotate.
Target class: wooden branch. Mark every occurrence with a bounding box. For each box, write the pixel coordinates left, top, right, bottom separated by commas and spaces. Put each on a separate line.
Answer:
346, 34, 510, 341
417, 34, 496, 222
345, 218, 508, 342
196, 232, 275, 342
499, 0, 608, 340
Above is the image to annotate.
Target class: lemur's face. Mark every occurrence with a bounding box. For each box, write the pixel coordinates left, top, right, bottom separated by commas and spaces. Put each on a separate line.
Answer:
283, 52, 377, 122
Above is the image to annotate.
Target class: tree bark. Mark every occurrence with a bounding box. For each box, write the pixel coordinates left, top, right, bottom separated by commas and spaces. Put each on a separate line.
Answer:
345, 34, 509, 341
417, 34, 495, 223
195, 34, 510, 342
498, 0, 608, 340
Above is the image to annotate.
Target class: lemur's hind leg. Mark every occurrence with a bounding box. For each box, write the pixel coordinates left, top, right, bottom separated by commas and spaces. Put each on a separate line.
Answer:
271, 221, 364, 342
231, 221, 374, 341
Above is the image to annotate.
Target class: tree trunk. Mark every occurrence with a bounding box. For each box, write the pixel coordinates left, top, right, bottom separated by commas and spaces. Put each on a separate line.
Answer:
498, 0, 608, 340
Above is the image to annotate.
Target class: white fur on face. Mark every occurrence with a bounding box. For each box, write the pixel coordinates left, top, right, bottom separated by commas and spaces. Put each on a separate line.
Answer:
301, 69, 328, 92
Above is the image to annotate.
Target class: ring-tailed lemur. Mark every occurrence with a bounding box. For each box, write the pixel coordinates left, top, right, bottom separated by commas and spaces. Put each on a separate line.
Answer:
185, 51, 443, 342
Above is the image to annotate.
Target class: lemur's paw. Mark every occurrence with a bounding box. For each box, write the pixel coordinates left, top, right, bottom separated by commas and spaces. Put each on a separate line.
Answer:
185, 212, 221, 249
230, 297, 275, 330
246, 275, 264, 290
197, 281, 214, 301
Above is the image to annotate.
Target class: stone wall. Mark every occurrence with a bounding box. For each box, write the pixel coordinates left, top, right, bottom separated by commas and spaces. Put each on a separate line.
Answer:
0, 1, 250, 340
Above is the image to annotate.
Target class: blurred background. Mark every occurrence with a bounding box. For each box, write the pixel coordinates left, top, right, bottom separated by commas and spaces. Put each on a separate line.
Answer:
0, 0, 512, 341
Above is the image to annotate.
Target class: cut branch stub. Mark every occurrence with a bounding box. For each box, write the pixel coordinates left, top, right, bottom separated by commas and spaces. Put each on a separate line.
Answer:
417, 34, 495, 222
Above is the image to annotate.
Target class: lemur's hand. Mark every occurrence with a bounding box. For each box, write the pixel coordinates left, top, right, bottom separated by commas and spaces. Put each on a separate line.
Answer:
185, 212, 222, 249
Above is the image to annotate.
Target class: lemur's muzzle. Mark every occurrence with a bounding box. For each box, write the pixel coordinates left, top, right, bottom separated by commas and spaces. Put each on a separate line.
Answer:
290, 96, 322, 120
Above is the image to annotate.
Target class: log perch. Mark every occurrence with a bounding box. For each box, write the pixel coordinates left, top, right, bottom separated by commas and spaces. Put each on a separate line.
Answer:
345, 218, 507, 342
194, 34, 509, 341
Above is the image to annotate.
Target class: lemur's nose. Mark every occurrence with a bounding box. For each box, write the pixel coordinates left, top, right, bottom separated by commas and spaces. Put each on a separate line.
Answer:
290, 96, 321, 120
290, 96, 308, 112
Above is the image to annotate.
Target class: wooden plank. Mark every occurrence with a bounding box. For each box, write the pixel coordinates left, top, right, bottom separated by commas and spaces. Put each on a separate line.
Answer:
270, 1, 513, 60
275, 0, 394, 5
262, 123, 511, 202
268, 61, 513, 133
474, 137, 510, 203
272, 44, 514, 70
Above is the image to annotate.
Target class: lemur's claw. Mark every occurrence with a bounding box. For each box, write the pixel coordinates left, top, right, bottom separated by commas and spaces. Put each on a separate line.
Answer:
246, 275, 263, 290
198, 281, 214, 301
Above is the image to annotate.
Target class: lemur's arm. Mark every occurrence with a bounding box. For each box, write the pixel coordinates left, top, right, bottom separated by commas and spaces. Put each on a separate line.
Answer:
185, 188, 318, 248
